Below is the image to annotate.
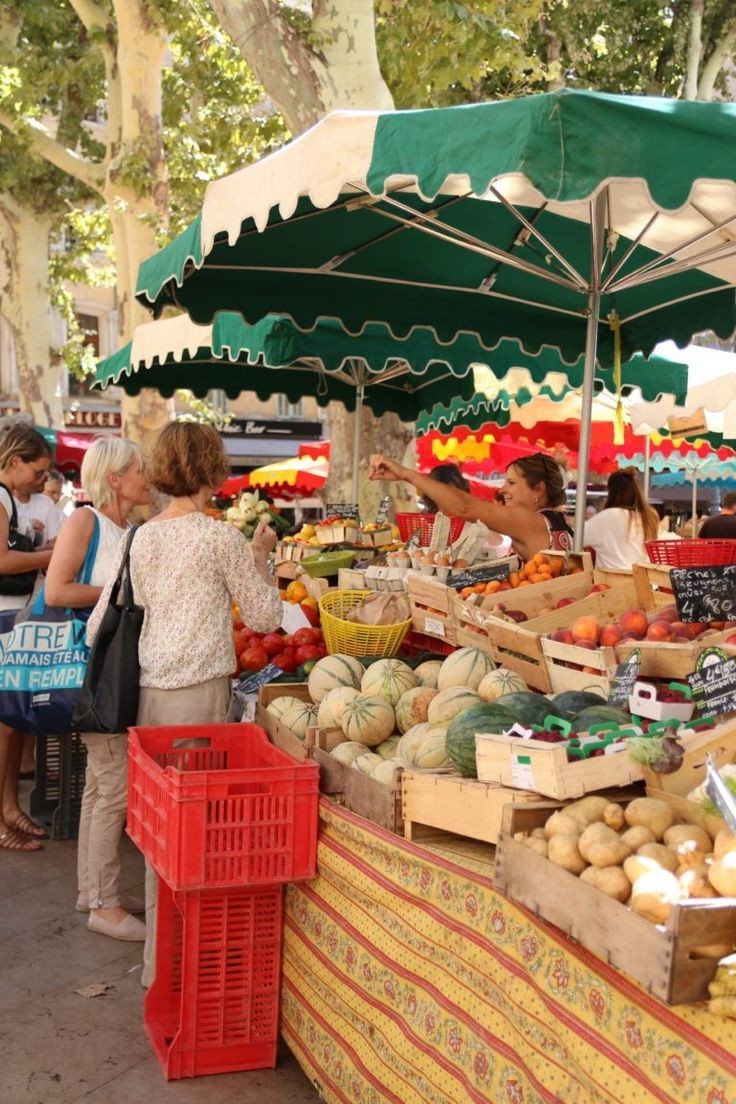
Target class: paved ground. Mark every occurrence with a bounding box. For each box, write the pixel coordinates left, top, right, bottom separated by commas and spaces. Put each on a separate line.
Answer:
0, 783, 322, 1104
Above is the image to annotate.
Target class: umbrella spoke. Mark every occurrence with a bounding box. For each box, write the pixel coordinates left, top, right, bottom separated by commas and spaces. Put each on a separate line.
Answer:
621, 280, 736, 324
486, 185, 587, 288
606, 207, 736, 291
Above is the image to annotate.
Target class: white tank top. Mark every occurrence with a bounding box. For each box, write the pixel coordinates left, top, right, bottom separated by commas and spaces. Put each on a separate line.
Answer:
86, 507, 128, 588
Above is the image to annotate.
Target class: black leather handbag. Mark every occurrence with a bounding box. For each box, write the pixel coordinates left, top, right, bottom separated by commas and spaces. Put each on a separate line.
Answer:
0, 480, 38, 597
72, 527, 144, 733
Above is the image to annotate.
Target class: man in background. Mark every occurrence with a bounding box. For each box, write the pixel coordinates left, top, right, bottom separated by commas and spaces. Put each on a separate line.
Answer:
700, 492, 736, 538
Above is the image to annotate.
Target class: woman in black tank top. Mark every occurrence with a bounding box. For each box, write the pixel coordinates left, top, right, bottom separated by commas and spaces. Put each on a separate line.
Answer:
370, 451, 573, 563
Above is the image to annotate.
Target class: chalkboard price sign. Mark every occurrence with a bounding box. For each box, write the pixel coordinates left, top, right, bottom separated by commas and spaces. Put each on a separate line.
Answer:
325, 502, 360, 522
687, 646, 736, 720
608, 648, 642, 708
447, 563, 511, 590
671, 564, 736, 623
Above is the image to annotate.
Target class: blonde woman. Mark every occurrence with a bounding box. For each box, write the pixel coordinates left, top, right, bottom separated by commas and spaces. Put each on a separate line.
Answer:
46, 437, 151, 940
0, 424, 54, 852
583, 468, 659, 570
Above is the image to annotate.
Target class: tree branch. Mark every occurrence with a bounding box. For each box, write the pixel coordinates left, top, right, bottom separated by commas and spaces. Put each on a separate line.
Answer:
697, 21, 736, 100
0, 111, 105, 193
683, 0, 704, 100
68, 0, 117, 72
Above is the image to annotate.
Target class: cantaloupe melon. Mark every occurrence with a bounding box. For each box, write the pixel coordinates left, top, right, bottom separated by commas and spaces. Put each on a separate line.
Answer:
437, 647, 495, 691
353, 751, 384, 774
413, 731, 451, 770
376, 735, 401, 760
317, 686, 360, 729
372, 758, 402, 785
330, 741, 367, 766
280, 702, 319, 741
361, 658, 418, 705
414, 660, 443, 688
395, 686, 437, 733
340, 694, 396, 746
427, 686, 481, 725
477, 667, 528, 702
396, 722, 433, 763
308, 654, 364, 703
266, 694, 305, 720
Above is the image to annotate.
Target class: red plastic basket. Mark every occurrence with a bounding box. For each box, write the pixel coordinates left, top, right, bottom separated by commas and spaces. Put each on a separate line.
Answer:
395, 512, 465, 544
127, 724, 319, 891
645, 539, 736, 567
145, 881, 282, 1080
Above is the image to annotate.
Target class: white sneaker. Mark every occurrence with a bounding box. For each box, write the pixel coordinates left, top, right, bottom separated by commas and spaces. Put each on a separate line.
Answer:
87, 912, 146, 942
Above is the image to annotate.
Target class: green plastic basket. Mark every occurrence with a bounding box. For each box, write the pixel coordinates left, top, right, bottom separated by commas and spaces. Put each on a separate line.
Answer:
300, 550, 356, 578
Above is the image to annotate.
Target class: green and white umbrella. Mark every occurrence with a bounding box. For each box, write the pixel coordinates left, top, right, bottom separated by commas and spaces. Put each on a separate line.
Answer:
136, 89, 736, 544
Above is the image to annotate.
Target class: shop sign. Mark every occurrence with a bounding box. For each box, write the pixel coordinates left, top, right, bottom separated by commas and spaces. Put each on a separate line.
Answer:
64, 409, 121, 429
221, 417, 322, 439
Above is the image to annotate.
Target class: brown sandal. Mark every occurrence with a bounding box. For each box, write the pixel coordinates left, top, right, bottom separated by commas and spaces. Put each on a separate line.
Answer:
0, 829, 43, 852
4, 812, 48, 839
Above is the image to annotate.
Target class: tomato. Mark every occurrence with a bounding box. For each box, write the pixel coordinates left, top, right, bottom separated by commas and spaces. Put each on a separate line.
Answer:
315, 643, 327, 658
299, 602, 320, 627
232, 618, 244, 631
294, 644, 322, 665
293, 627, 319, 648
239, 645, 268, 671
272, 651, 297, 672
280, 634, 295, 650
261, 632, 286, 658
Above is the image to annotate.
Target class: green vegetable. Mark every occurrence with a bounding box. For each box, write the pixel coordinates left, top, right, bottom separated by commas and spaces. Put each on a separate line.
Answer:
626, 734, 684, 773
700, 774, 736, 816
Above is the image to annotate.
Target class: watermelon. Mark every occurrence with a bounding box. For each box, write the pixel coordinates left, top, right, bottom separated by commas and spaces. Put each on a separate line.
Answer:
477, 667, 528, 702
570, 705, 631, 733
340, 694, 396, 746
495, 691, 562, 729
551, 689, 607, 721
427, 686, 482, 725
308, 654, 364, 703
361, 658, 418, 705
446, 702, 517, 778
395, 686, 437, 733
437, 647, 495, 691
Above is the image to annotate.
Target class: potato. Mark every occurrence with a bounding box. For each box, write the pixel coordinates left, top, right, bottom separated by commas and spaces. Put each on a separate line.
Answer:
522, 836, 549, 857
547, 833, 587, 874
530, 827, 547, 840
544, 812, 582, 839
630, 869, 681, 923
663, 824, 712, 854
708, 851, 736, 897
564, 796, 610, 828
714, 830, 736, 860
691, 942, 735, 959
578, 823, 631, 868
602, 803, 625, 830
624, 797, 674, 841
620, 825, 656, 850
678, 865, 718, 899
624, 853, 666, 883
637, 842, 679, 873
579, 864, 631, 902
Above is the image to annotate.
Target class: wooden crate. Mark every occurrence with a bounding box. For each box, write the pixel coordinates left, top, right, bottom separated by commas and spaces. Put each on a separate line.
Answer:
475, 732, 643, 800
407, 574, 458, 645
495, 800, 736, 1005
641, 715, 736, 796
314, 747, 403, 833
401, 770, 539, 844
256, 682, 313, 762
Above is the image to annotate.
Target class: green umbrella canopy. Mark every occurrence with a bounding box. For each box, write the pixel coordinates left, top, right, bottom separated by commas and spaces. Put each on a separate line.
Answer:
137, 90, 736, 366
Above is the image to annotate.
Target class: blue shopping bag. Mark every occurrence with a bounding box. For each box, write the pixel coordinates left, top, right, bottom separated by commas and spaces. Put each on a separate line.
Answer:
0, 516, 100, 734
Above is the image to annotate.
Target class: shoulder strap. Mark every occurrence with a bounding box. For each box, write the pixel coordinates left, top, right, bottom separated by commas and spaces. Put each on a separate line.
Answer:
115, 525, 139, 610
78, 511, 101, 587
0, 480, 19, 531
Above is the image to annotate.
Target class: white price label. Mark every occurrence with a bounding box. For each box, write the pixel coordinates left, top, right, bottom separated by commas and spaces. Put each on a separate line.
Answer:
424, 617, 446, 638
511, 754, 535, 791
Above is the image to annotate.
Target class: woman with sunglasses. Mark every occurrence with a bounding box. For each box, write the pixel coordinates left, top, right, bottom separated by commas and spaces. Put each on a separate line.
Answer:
0, 424, 54, 852
370, 451, 573, 562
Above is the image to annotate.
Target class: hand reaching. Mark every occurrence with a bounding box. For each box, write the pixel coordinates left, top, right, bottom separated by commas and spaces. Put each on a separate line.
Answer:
370, 455, 406, 481
251, 516, 277, 556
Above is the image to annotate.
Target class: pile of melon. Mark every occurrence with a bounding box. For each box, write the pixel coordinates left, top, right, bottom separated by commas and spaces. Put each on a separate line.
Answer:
515, 795, 736, 947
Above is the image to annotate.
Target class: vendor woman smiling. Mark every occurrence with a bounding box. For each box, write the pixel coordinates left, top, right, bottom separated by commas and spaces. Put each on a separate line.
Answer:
370, 452, 573, 562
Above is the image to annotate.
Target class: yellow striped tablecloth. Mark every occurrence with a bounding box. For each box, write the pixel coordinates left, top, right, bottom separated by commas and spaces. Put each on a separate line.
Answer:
282, 799, 736, 1104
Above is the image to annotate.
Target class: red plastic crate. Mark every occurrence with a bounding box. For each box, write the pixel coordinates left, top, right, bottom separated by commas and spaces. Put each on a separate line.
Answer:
401, 629, 456, 656
645, 538, 736, 566
127, 724, 319, 891
395, 512, 465, 544
145, 881, 282, 1080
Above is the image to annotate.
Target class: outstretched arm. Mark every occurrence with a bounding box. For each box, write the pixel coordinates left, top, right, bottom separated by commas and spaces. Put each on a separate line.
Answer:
370, 455, 548, 548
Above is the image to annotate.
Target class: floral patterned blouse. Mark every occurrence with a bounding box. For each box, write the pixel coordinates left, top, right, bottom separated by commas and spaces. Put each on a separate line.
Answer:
87, 513, 282, 690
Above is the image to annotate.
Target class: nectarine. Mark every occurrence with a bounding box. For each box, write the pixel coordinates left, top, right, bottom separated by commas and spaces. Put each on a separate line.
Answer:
571, 616, 601, 644
645, 620, 672, 642
599, 624, 623, 647
618, 609, 649, 638
551, 628, 575, 645
556, 597, 577, 609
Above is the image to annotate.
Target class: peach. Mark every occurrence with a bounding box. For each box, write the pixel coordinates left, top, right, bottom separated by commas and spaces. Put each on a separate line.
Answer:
685, 622, 706, 639
599, 624, 623, 647
645, 620, 672, 642
670, 622, 692, 637
556, 597, 577, 609
551, 628, 575, 645
726, 634, 736, 645
588, 583, 610, 593
574, 639, 598, 651
571, 616, 601, 644
618, 609, 649, 637
654, 605, 679, 623
672, 634, 692, 643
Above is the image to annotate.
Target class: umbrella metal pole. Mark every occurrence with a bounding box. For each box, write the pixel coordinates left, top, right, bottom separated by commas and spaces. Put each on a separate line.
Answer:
643, 434, 651, 499
573, 289, 602, 550
692, 470, 699, 537
352, 383, 365, 507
